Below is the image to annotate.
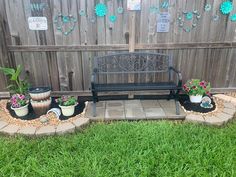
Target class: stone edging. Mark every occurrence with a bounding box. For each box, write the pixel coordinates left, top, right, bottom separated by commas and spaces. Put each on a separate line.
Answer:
0, 117, 90, 136
185, 94, 236, 126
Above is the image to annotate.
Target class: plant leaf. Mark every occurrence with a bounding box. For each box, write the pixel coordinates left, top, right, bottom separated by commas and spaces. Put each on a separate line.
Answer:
11, 65, 22, 81
0, 67, 15, 76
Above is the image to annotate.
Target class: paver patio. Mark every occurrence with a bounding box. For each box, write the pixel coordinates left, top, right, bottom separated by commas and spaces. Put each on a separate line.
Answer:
86, 100, 186, 121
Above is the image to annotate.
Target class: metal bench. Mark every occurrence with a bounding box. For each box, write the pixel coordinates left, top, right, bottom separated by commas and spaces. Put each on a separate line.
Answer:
91, 52, 182, 117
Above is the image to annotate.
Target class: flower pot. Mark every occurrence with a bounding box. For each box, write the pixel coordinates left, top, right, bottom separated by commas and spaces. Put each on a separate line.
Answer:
59, 104, 77, 117
11, 104, 29, 117
30, 98, 51, 116
189, 95, 203, 103
29, 87, 51, 101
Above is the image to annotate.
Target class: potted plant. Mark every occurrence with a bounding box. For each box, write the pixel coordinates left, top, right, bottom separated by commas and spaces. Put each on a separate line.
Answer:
56, 96, 77, 116
10, 94, 29, 117
0, 65, 30, 94
183, 79, 211, 103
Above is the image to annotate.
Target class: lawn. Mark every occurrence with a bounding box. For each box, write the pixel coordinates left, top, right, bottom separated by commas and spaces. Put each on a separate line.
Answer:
0, 121, 236, 177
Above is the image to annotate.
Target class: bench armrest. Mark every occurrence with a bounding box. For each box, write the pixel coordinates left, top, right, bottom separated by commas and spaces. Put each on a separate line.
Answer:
169, 67, 182, 88
91, 69, 98, 90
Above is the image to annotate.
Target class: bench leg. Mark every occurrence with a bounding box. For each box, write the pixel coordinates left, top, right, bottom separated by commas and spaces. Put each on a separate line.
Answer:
92, 102, 96, 117
168, 90, 174, 100
92, 91, 98, 117
175, 90, 180, 115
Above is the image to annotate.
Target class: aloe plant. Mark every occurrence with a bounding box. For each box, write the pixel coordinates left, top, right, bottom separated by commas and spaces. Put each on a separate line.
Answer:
0, 65, 30, 94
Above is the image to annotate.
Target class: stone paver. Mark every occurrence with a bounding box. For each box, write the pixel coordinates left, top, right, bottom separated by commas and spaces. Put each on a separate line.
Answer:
125, 107, 146, 120
105, 108, 125, 120
213, 94, 232, 102
0, 124, 20, 135
159, 100, 176, 108
144, 107, 166, 119
73, 118, 90, 129
222, 108, 235, 116
215, 112, 232, 123
106, 101, 124, 108
36, 125, 56, 136
141, 100, 160, 108
0, 120, 8, 130
162, 106, 186, 119
18, 126, 37, 136
85, 107, 105, 121
56, 122, 75, 135
125, 100, 142, 108
185, 114, 205, 123
223, 102, 236, 110
204, 115, 224, 126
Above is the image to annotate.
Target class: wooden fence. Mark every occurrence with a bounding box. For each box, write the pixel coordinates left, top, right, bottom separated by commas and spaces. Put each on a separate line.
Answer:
0, 0, 236, 95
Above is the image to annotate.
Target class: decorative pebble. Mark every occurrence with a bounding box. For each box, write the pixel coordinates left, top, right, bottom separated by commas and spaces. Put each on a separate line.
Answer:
40, 116, 49, 123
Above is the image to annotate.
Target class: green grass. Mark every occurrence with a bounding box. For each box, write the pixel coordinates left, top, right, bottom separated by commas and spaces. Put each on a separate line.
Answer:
0, 121, 236, 177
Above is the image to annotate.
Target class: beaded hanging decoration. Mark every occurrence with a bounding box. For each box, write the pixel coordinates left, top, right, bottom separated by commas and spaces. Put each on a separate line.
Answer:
230, 14, 236, 22
95, 3, 108, 17
54, 14, 77, 36
204, 4, 212, 12
177, 10, 201, 32
117, 7, 124, 14
79, 9, 86, 16
160, 0, 169, 9
109, 15, 117, 23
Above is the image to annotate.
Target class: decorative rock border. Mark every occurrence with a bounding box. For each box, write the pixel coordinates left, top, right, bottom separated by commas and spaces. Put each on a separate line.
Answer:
0, 100, 90, 137
185, 94, 236, 126
0, 94, 236, 136
0, 117, 90, 137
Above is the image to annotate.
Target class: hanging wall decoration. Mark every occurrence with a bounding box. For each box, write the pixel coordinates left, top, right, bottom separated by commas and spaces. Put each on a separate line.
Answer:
220, 1, 233, 15
230, 14, 236, 22
54, 14, 77, 36
95, 3, 108, 17
79, 9, 86, 16
160, 0, 169, 9
204, 4, 212, 12
109, 15, 117, 23
127, 0, 141, 11
117, 7, 124, 14
177, 10, 201, 32
149, 6, 159, 14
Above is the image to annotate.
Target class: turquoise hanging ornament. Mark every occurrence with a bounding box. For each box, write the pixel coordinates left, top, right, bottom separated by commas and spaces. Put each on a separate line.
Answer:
205, 4, 212, 12
117, 7, 124, 14
160, 0, 169, 9
79, 9, 86, 16
109, 15, 117, 23
54, 14, 77, 36
95, 3, 107, 17
186, 12, 193, 20
220, 1, 233, 15
230, 14, 236, 21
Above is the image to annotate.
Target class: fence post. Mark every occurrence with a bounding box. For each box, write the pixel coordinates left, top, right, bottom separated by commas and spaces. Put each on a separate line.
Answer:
129, 11, 136, 52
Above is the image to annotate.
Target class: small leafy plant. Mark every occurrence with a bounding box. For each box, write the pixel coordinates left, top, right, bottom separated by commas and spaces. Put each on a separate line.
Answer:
0, 65, 30, 94
10, 94, 28, 108
183, 79, 211, 96
56, 96, 77, 106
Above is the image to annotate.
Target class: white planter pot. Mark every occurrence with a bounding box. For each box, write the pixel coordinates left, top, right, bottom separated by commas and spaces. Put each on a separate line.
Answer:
189, 95, 203, 103
59, 104, 77, 116
11, 104, 29, 117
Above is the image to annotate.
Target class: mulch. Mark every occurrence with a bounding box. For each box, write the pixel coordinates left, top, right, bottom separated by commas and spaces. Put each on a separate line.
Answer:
179, 95, 216, 113
6, 97, 85, 121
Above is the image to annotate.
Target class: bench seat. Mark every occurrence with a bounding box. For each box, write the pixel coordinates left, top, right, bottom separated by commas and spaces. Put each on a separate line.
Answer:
94, 82, 179, 92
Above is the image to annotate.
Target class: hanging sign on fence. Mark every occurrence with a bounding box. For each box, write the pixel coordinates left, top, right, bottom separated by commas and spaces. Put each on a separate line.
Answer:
127, 0, 141, 11
157, 13, 170, 32
28, 17, 48, 30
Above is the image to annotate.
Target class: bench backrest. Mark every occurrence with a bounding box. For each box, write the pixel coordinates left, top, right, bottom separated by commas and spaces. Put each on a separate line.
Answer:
93, 52, 172, 84
93, 52, 171, 74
